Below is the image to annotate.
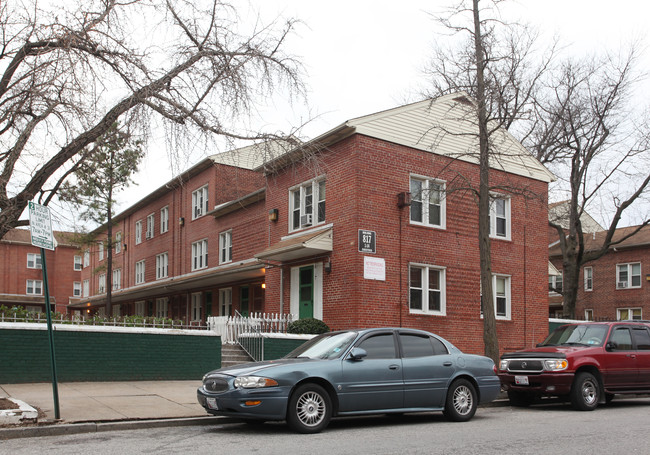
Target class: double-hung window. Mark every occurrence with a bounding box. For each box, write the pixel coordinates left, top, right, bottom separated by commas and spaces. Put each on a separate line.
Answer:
489, 196, 511, 240
115, 232, 122, 254
617, 263, 641, 289
584, 266, 593, 291
26, 280, 43, 295
548, 272, 563, 294
156, 252, 169, 279
98, 273, 106, 293
410, 176, 445, 228
290, 178, 325, 231
192, 239, 208, 271
27, 253, 42, 269
73, 282, 82, 297
618, 308, 642, 320
146, 213, 154, 239
83, 280, 89, 297
481, 274, 512, 319
156, 298, 169, 318
74, 255, 82, 271
135, 220, 143, 244
219, 230, 232, 264
409, 264, 446, 315
135, 260, 145, 285
160, 206, 169, 233
191, 293, 202, 321
192, 185, 209, 219
83, 250, 90, 268
98, 242, 104, 261
113, 268, 122, 290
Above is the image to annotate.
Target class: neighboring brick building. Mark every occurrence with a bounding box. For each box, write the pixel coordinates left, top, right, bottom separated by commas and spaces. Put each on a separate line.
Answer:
0, 229, 82, 313
549, 224, 650, 321
78, 93, 553, 354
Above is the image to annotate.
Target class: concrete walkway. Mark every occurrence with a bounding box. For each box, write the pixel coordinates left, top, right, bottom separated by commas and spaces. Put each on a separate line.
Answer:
0, 380, 206, 423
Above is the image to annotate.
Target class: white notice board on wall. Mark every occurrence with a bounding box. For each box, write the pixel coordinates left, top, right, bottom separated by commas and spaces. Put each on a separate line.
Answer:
364, 256, 385, 281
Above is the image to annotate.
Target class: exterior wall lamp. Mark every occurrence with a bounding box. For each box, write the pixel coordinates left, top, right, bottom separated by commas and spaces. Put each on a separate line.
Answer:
268, 208, 279, 222
397, 192, 411, 208
324, 258, 332, 274
179, 217, 185, 226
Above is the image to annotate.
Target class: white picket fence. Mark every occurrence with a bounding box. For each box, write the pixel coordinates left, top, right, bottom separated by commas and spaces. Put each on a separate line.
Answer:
207, 312, 296, 344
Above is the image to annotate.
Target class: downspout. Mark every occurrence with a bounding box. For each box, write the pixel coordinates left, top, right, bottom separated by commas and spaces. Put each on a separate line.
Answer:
280, 267, 284, 315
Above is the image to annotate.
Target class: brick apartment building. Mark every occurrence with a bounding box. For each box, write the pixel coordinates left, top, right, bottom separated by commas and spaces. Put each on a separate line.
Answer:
77, 93, 554, 354
0, 229, 82, 313
549, 224, 650, 321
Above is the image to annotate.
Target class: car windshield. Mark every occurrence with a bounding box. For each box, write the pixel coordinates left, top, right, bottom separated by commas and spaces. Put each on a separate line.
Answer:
285, 331, 358, 360
540, 324, 609, 347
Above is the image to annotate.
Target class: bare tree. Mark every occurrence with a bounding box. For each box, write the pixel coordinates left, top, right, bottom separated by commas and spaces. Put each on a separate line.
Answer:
0, 0, 304, 239
423, 0, 554, 362
531, 51, 650, 318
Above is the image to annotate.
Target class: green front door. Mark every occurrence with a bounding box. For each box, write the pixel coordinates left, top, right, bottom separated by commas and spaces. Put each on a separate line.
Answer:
299, 266, 314, 319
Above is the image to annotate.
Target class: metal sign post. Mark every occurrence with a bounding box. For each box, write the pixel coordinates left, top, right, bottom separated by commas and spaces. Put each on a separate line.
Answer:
28, 202, 60, 420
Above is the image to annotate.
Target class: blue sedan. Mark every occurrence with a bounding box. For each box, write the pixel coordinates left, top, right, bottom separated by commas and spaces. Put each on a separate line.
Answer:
197, 328, 500, 433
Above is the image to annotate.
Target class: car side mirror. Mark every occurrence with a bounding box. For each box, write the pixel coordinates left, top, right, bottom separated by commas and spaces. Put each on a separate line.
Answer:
348, 347, 367, 361
606, 342, 617, 351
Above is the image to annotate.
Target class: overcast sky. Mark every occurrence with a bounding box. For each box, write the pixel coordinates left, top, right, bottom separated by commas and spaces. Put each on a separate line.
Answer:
107, 0, 650, 228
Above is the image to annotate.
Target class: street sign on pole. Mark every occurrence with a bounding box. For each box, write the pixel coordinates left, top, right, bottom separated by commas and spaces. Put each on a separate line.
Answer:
28, 201, 60, 420
28, 201, 55, 250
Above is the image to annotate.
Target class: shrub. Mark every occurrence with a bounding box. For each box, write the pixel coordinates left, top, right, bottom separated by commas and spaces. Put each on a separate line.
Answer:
287, 318, 330, 335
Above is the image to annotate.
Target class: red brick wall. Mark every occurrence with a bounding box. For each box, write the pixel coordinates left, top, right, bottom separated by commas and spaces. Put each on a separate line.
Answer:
1, 233, 81, 313
264, 135, 549, 355
550, 245, 650, 320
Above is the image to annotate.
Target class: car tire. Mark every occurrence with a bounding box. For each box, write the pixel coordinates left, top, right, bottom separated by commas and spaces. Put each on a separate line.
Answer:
507, 390, 534, 407
286, 383, 332, 434
443, 378, 477, 422
570, 372, 599, 411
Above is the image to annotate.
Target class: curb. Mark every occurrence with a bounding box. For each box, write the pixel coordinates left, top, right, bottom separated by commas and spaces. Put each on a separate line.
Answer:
0, 399, 38, 426
0, 416, 237, 440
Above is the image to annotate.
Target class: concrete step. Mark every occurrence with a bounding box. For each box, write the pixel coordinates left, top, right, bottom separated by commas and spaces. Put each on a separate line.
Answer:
221, 344, 253, 367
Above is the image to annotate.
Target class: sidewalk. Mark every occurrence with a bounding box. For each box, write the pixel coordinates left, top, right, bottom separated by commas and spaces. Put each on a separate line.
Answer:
0, 380, 207, 423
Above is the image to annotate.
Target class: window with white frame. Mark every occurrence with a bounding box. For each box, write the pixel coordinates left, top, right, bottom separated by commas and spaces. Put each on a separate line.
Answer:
115, 232, 122, 254
219, 230, 232, 264
135, 260, 145, 285
219, 288, 232, 316
26, 280, 43, 295
191, 293, 202, 321
135, 300, 146, 317
112, 305, 121, 317
156, 252, 169, 279
98, 242, 104, 261
27, 253, 42, 269
160, 206, 169, 233
83, 279, 89, 297
410, 176, 445, 228
548, 272, 563, 294
146, 213, 154, 239
618, 307, 642, 320
584, 309, 594, 321
135, 220, 143, 244
481, 274, 512, 319
617, 263, 641, 289
409, 265, 446, 315
73, 282, 81, 297
155, 297, 169, 318
192, 239, 208, 271
98, 273, 106, 293
494, 275, 511, 318
489, 196, 511, 239
74, 255, 82, 271
290, 178, 326, 231
112, 268, 121, 290
83, 250, 90, 267
584, 266, 593, 291
192, 185, 209, 219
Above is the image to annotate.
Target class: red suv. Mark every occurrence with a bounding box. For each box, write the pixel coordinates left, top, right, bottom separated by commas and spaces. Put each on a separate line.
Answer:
498, 321, 650, 410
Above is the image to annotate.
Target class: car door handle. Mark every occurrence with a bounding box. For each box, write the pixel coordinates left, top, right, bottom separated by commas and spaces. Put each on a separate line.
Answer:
389, 364, 400, 370
443, 361, 453, 367
627, 354, 637, 359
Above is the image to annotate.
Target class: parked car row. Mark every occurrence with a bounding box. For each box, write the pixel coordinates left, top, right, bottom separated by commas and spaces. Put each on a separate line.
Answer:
197, 321, 650, 433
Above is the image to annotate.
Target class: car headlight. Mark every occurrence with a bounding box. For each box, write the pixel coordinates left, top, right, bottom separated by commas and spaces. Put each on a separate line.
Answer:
233, 376, 279, 389
544, 359, 568, 371
499, 360, 509, 371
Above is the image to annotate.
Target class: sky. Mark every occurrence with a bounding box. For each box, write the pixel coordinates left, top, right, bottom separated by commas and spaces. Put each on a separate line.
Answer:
77, 0, 650, 229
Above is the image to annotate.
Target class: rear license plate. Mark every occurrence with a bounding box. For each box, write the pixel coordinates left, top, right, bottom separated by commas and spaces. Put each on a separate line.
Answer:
206, 398, 219, 410
515, 376, 529, 385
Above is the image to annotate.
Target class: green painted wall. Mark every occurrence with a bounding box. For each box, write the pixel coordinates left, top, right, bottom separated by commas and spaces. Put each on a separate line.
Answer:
263, 337, 308, 360
0, 327, 221, 383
